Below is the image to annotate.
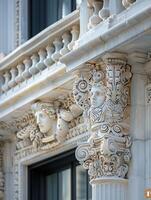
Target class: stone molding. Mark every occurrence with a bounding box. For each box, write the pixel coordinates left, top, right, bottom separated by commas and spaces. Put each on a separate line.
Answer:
74, 52, 132, 181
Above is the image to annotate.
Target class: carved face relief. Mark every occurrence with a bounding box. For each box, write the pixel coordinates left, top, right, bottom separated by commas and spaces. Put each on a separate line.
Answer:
35, 110, 52, 134
31, 101, 56, 134
73, 55, 132, 180
90, 84, 106, 108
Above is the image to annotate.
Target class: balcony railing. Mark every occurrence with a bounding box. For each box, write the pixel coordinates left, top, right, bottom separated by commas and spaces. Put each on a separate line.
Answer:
0, 10, 79, 98
87, 0, 137, 29
0, 0, 149, 104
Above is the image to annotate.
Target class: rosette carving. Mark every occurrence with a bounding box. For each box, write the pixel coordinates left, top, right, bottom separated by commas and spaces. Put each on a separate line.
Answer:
74, 53, 132, 180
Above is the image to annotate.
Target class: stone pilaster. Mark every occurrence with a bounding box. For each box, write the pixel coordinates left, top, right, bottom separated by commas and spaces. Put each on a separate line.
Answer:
145, 58, 151, 191
128, 52, 147, 200
73, 52, 132, 200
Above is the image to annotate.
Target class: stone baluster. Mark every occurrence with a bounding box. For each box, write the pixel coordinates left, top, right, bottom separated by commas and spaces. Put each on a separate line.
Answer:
1, 71, 11, 92
22, 58, 32, 80
88, 0, 103, 29
122, 0, 136, 9
68, 25, 79, 51
51, 38, 63, 62
60, 32, 71, 56
44, 45, 55, 67
29, 53, 39, 75
15, 64, 25, 84
99, 0, 110, 20
73, 52, 132, 200
36, 49, 47, 71
8, 67, 18, 88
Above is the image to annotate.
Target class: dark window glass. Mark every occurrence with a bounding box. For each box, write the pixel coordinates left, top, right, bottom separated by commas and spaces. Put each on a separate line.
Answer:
28, 0, 76, 38
28, 149, 92, 200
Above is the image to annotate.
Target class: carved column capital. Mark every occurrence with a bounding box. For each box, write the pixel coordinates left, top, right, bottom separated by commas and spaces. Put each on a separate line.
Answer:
73, 53, 132, 181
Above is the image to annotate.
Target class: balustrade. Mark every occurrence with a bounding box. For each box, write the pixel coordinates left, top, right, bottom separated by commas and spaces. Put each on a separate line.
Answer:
0, 0, 143, 97
0, 24, 80, 96
87, 0, 136, 29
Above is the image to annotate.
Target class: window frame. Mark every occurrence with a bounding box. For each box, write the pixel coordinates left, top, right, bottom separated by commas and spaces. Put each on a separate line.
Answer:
28, 149, 91, 200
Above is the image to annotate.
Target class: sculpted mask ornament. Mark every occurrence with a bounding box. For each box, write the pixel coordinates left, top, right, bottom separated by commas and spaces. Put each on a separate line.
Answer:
73, 53, 132, 181
16, 102, 57, 150
16, 97, 83, 150
32, 101, 56, 135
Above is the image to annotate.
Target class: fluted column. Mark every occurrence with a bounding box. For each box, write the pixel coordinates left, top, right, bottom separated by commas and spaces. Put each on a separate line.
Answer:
73, 52, 132, 200
128, 52, 147, 200
145, 58, 151, 192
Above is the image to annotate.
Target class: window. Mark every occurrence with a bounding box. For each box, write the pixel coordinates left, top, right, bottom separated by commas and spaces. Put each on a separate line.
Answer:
28, 149, 92, 200
28, 0, 77, 38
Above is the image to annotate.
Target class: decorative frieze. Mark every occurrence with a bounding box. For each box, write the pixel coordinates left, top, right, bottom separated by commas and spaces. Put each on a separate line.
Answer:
74, 53, 132, 181
16, 94, 83, 150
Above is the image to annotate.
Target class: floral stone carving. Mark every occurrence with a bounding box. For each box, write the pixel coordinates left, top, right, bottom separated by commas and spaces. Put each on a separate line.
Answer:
73, 53, 132, 180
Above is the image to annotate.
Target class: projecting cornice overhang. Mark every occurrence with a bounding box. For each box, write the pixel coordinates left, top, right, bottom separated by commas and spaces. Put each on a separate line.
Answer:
60, 0, 151, 71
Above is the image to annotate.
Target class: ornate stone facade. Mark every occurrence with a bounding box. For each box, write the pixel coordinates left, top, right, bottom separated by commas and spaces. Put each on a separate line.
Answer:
74, 53, 132, 180
16, 95, 83, 150
0, 0, 151, 199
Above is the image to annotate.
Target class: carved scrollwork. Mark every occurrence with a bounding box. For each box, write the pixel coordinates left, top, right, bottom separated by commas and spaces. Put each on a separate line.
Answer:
75, 132, 132, 179
73, 76, 91, 110
76, 143, 91, 162
74, 53, 132, 180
